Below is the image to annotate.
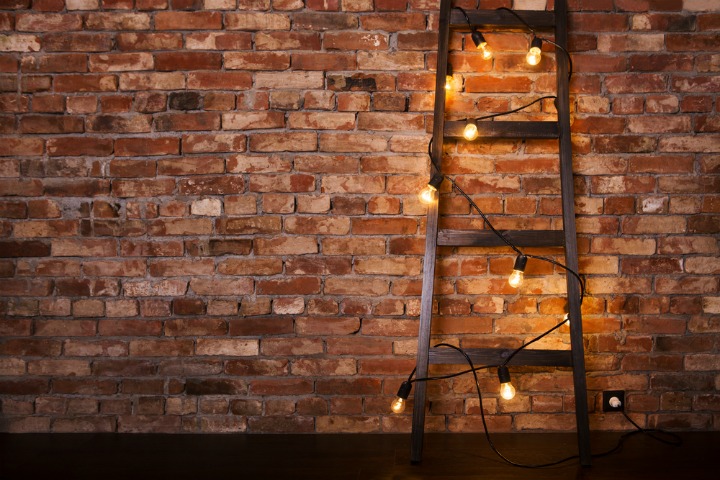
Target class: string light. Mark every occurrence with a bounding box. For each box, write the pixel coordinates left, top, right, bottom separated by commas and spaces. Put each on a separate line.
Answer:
471, 30, 493, 60
390, 381, 412, 414
445, 63, 453, 90
508, 254, 528, 288
456, 7, 493, 61
497, 365, 516, 400
497, 7, 574, 79
463, 120, 479, 141
418, 173, 444, 205
526, 36, 543, 65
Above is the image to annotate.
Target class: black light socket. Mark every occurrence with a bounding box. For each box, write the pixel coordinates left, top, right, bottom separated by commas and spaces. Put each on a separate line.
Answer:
497, 365, 511, 384
529, 36, 542, 51
513, 254, 528, 272
428, 173, 444, 190
396, 381, 412, 400
471, 29, 487, 49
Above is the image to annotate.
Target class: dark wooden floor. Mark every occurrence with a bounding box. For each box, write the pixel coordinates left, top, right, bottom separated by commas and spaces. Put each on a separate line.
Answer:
0, 432, 717, 479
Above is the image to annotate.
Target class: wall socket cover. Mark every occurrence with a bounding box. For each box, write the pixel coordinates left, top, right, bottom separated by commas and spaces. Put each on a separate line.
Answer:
602, 390, 625, 412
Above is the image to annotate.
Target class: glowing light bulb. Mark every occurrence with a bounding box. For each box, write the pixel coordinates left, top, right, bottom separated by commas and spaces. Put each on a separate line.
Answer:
463, 121, 478, 141
497, 365, 516, 400
508, 254, 528, 288
418, 184, 438, 204
526, 37, 542, 66
418, 174, 443, 205
500, 381, 516, 400
508, 270, 524, 288
471, 30, 493, 60
563, 313, 570, 326
390, 396, 406, 414
478, 42, 493, 61
390, 381, 412, 414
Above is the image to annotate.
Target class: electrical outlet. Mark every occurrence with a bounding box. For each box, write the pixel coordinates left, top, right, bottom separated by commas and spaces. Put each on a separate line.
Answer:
602, 390, 625, 412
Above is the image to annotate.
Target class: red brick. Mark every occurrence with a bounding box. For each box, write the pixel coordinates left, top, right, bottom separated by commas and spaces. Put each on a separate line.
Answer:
86, 113, 151, 132
84, 13, 151, 30
221, 51, 289, 72
54, 74, 118, 93
16, 13, 82, 32
112, 179, 175, 198
325, 31, 388, 51
177, 175, 243, 195
182, 133, 246, 153
0, 338, 60, 359
154, 112, 220, 132
21, 54, 87, 73
46, 137, 113, 157
189, 278, 253, 296
187, 72, 252, 90
257, 277, 322, 295
155, 11, 222, 30
186, 32, 252, 50
196, 339, 258, 356
19, 115, 83, 134
149, 258, 214, 277
115, 138, 178, 157
97, 319, 162, 337
117, 33, 183, 51
216, 217, 280, 235
33, 318, 95, 338
157, 156, 224, 176
218, 258, 282, 275
155, 52, 222, 71
0, 379, 50, 395
130, 339, 194, 357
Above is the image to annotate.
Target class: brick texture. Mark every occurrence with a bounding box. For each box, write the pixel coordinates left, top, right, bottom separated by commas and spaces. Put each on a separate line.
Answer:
0, 1, 718, 434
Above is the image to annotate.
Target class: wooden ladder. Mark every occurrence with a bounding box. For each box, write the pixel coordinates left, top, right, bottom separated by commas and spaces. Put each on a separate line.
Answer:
411, 0, 591, 466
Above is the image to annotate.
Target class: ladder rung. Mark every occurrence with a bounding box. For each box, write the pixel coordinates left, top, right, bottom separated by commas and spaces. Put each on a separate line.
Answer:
438, 229, 564, 248
429, 347, 572, 367
445, 121, 559, 139
449, 10, 556, 30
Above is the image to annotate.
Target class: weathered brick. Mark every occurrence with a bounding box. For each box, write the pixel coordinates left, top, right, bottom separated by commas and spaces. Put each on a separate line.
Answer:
155, 52, 222, 71
249, 132, 317, 152
155, 12, 222, 30
174, 75, 234, 94
117, 33, 183, 51
222, 111, 285, 130
186, 32, 252, 50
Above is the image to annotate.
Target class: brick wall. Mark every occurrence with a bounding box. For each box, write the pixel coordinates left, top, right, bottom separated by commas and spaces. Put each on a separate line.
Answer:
0, 0, 718, 433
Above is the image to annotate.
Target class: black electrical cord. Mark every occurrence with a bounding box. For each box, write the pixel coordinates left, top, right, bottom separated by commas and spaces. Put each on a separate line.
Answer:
411, 6, 673, 466
454, 6, 473, 28
525, 253, 586, 303
438, 342, 683, 468
446, 175, 522, 255
445, 174, 587, 303
405, 315, 567, 386
439, 342, 581, 467
501, 317, 565, 367
621, 411, 683, 446
397, 337, 683, 468
423, 143, 588, 307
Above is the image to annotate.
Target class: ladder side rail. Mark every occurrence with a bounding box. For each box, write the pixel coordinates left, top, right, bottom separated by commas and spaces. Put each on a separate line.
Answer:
554, 0, 592, 467
410, 0, 452, 464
